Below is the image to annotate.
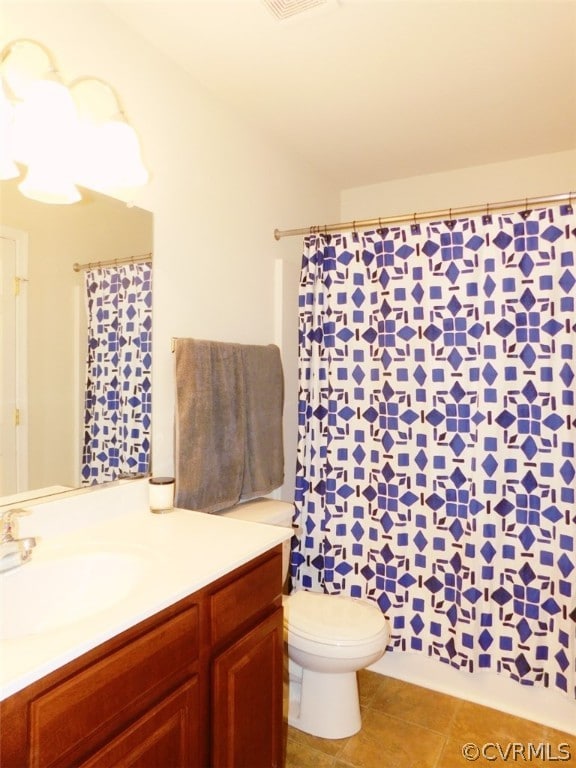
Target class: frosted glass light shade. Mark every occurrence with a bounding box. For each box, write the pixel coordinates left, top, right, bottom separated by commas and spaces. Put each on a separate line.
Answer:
18, 162, 81, 204
12, 78, 79, 166
13, 76, 81, 203
0, 157, 19, 181
1, 41, 150, 203
0, 80, 19, 181
1, 40, 54, 102
76, 118, 149, 192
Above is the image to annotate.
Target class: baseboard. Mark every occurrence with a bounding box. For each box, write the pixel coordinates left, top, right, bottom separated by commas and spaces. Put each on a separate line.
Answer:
368, 652, 576, 736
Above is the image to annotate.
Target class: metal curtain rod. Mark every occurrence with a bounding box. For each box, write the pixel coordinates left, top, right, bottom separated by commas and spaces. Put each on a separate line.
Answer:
273, 191, 574, 240
72, 252, 153, 273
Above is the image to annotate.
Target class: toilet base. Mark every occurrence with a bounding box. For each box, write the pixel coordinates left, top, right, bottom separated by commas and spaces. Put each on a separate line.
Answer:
287, 666, 361, 740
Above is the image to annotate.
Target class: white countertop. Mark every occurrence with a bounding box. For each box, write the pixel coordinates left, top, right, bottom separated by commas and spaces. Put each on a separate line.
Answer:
0, 481, 291, 701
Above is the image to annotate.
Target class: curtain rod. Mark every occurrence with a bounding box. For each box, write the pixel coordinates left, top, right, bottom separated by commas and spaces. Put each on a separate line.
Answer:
72, 252, 153, 273
273, 191, 574, 240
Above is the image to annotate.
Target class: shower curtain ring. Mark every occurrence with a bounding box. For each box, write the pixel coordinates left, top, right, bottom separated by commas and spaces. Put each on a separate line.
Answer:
521, 197, 530, 220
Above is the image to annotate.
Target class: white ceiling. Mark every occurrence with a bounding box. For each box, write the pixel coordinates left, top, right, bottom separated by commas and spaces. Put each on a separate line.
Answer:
104, 0, 576, 189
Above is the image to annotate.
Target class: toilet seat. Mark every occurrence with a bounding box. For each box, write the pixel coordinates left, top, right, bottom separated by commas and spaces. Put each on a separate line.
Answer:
284, 590, 387, 646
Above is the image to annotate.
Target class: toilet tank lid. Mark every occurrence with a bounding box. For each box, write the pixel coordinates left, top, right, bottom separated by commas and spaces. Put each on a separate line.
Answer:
284, 590, 387, 641
218, 498, 294, 526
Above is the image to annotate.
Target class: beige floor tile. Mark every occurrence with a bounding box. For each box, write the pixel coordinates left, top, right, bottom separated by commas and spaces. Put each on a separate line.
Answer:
439, 735, 576, 767
334, 760, 361, 768
544, 724, 576, 745
287, 724, 348, 758
284, 675, 575, 768
357, 669, 384, 708
438, 736, 493, 767
440, 736, 517, 767
448, 699, 548, 745
369, 676, 459, 734
339, 708, 445, 768
285, 736, 337, 768
540, 731, 575, 765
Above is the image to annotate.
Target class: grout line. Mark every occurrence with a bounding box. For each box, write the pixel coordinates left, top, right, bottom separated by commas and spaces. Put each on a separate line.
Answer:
432, 735, 449, 768
445, 695, 463, 737
361, 705, 450, 737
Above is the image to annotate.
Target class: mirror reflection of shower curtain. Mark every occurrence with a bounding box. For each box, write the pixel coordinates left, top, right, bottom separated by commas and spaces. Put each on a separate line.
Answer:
81, 262, 152, 485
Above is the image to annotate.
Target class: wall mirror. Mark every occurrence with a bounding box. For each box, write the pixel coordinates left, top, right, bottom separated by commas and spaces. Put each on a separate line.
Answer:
0, 175, 153, 505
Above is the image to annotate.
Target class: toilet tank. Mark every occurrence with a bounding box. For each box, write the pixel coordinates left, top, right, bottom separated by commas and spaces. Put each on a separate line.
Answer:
218, 498, 294, 580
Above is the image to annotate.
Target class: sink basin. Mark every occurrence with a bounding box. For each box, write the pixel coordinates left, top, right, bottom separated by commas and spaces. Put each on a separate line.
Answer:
0, 549, 146, 640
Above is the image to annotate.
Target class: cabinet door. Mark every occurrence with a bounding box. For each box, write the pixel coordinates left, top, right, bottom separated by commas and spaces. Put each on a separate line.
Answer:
78, 678, 200, 768
212, 608, 283, 768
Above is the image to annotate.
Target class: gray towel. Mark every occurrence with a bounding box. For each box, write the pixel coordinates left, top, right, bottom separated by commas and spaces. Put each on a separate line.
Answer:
240, 344, 285, 500
174, 338, 284, 513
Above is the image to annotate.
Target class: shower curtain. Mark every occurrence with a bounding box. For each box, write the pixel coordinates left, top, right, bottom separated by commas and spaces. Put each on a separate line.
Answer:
292, 203, 575, 698
81, 262, 152, 485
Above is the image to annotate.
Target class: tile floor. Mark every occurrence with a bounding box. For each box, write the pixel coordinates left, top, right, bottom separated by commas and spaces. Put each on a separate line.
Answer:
284, 670, 575, 767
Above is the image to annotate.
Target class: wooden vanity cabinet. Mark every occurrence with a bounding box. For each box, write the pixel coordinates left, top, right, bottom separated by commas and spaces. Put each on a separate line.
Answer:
0, 546, 284, 768
208, 550, 284, 768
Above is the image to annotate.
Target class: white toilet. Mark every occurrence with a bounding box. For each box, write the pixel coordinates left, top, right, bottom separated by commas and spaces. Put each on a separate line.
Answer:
219, 498, 390, 740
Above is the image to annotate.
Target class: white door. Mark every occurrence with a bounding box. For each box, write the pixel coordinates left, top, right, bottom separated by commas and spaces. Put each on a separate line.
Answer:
0, 228, 28, 495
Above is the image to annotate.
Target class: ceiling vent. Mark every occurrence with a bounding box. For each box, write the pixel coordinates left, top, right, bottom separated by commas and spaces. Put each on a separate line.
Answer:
263, 0, 332, 21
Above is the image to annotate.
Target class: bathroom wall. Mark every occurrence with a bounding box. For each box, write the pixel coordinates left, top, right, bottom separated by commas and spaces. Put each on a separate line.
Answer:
1, 1, 339, 500
341, 148, 576, 220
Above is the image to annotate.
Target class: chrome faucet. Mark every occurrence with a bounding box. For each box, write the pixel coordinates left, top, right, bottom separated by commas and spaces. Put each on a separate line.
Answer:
0, 509, 37, 573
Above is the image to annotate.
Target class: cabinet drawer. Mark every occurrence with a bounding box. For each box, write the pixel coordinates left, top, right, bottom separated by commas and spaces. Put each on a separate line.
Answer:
29, 605, 199, 768
210, 550, 282, 646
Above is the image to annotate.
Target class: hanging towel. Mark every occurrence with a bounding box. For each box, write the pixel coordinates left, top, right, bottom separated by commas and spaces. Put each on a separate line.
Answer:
240, 343, 285, 501
174, 338, 284, 513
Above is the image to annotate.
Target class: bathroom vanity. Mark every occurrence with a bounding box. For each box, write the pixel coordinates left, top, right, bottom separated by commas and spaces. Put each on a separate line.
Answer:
0, 481, 289, 767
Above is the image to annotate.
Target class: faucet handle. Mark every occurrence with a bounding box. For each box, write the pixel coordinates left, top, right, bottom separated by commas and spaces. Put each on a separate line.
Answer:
1, 508, 30, 541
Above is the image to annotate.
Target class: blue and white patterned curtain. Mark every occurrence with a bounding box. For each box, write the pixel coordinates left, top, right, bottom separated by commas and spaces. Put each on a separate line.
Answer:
292, 204, 575, 697
82, 262, 152, 485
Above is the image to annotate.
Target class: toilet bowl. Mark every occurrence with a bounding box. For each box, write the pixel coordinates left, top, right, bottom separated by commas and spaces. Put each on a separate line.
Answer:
284, 589, 389, 738
218, 498, 390, 740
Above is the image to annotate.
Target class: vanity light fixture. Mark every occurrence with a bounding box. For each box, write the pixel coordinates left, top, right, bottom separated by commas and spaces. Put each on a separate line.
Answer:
70, 77, 149, 195
0, 39, 148, 203
1, 38, 81, 203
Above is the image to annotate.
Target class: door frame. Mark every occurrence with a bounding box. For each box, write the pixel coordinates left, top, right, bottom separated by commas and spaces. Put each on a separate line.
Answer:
0, 225, 28, 494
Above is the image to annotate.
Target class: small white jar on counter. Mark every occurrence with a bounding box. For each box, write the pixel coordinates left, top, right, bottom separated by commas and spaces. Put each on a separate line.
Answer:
148, 476, 175, 513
